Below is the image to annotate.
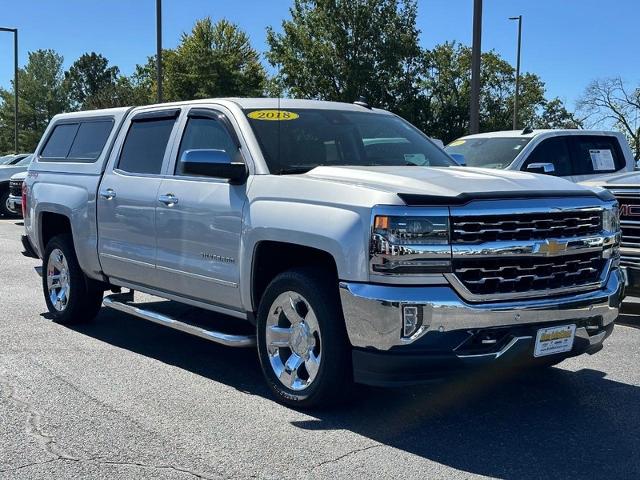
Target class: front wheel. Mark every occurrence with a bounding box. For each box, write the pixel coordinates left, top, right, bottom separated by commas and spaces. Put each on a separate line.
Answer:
42, 234, 104, 324
256, 268, 353, 408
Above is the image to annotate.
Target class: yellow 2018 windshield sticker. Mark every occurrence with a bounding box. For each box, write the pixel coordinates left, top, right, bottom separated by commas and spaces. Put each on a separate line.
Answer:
448, 140, 466, 147
247, 110, 299, 121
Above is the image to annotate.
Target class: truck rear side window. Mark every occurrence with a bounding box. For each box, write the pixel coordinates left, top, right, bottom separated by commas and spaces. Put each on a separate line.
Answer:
67, 121, 114, 160
118, 118, 176, 175
40, 119, 114, 162
41, 124, 79, 159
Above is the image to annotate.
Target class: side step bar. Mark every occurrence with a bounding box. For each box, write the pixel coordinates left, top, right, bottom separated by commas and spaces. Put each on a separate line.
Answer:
102, 294, 256, 348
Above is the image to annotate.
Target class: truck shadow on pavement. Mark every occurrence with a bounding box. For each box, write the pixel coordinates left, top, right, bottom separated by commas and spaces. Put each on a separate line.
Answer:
65, 304, 640, 480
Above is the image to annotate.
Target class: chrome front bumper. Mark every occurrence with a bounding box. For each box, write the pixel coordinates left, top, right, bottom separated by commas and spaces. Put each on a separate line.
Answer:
339, 268, 624, 351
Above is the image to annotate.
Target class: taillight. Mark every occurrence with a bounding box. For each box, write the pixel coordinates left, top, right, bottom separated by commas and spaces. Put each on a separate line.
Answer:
21, 182, 27, 218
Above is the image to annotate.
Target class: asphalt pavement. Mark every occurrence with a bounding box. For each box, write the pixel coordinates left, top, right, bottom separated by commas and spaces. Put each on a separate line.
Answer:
1, 217, 639, 479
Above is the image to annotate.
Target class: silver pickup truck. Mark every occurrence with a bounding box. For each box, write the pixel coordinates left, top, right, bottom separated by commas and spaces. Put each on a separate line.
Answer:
23, 99, 623, 407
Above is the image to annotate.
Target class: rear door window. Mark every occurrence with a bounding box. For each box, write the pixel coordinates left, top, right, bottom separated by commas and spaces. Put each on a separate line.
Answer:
118, 116, 177, 175
569, 136, 624, 175
40, 119, 114, 162
522, 137, 572, 176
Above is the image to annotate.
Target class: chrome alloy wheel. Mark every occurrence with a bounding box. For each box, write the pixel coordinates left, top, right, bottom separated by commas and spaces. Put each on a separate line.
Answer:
265, 291, 322, 391
47, 248, 71, 312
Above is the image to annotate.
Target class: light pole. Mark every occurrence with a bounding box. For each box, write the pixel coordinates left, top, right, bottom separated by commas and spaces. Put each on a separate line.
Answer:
509, 15, 522, 130
0, 27, 18, 153
469, 0, 482, 134
156, 0, 163, 103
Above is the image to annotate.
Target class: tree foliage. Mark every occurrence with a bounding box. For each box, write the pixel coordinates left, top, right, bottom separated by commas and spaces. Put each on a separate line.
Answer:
0, 49, 68, 152
409, 42, 571, 142
135, 18, 268, 103
266, 0, 424, 121
64, 52, 119, 109
578, 77, 640, 158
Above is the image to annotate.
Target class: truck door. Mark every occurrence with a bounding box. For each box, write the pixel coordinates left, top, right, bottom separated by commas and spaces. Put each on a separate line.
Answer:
97, 108, 181, 287
154, 107, 246, 312
521, 137, 573, 178
568, 135, 626, 183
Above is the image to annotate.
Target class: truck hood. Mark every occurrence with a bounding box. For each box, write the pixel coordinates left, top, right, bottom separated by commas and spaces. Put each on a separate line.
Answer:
305, 165, 589, 197
0, 165, 28, 182
580, 170, 640, 188
10, 170, 28, 181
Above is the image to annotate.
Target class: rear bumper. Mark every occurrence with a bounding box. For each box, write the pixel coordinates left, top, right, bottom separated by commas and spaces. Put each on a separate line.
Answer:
339, 269, 624, 386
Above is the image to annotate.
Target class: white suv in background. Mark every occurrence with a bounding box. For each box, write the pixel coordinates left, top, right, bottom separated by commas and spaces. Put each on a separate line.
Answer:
445, 129, 635, 183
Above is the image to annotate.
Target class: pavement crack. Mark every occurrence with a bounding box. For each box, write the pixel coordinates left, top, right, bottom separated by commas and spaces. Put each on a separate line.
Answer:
311, 444, 383, 470
90, 459, 217, 479
0, 379, 78, 462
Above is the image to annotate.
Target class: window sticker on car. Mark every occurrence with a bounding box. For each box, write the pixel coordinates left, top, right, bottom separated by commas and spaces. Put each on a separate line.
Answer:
589, 149, 615, 171
448, 140, 465, 147
247, 110, 299, 121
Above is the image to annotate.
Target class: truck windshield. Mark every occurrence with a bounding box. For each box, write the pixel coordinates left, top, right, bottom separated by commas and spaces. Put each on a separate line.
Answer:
445, 137, 531, 169
244, 109, 455, 174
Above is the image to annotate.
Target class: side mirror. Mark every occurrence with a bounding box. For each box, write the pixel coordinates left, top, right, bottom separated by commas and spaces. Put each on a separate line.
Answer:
449, 153, 466, 166
526, 162, 556, 175
180, 149, 247, 184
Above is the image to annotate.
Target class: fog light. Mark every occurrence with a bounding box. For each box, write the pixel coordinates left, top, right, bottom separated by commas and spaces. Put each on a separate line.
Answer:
402, 305, 423, 338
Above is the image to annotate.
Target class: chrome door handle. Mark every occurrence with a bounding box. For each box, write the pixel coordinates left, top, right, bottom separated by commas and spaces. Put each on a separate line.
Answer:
158, 194, 179, 206
100, 188, 116, 200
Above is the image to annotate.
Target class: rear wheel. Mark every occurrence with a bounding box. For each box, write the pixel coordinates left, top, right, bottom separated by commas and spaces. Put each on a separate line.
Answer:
42, 234, 103, 324
256, 268, 353, 408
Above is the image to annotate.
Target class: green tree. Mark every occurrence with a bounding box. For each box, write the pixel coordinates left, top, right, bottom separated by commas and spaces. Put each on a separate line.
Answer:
421, 42, 574, 143
266, 0, 424, 121
535, 97, 583, 129
135, 18, 267, 102
64, 52, 119, 109
0, 49, 68, 153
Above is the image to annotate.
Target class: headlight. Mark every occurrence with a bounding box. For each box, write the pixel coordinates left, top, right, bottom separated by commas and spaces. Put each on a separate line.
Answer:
603, 206, 620, 233
370, 212, 451, 275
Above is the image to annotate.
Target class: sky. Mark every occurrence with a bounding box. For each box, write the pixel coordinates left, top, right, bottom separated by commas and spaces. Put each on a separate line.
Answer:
0, 0, 636, 110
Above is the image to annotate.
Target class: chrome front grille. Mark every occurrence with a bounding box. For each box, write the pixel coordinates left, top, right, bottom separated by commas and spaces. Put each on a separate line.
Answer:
452, 252, 606, 297
447, 200, 614, 302
606, 189, 640, 269
451, 211, 602, 244
9, 179, 22, 197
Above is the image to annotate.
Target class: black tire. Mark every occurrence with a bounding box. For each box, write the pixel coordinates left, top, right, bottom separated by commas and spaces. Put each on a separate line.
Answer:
0, 189, 18, 218
42, 234, 103, 324
256, 268, 353, 408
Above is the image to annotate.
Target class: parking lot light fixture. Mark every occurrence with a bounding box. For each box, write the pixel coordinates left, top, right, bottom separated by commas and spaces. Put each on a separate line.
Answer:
0, 27, 18, 153
509, 15, 522, 130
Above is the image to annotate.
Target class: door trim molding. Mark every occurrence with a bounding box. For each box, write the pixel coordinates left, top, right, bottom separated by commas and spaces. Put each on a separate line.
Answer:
99, 252, 155, 269
156, 264, 238, 288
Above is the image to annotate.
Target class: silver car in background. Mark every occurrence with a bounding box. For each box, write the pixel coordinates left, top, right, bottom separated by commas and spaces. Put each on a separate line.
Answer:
0, 154, 33, 217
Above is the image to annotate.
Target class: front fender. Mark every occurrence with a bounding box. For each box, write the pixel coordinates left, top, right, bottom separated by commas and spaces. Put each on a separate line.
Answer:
240, 199, 369, 310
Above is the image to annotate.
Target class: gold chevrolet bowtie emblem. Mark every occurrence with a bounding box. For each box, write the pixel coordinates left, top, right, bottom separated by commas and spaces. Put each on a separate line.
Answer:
536, 239, 568, 256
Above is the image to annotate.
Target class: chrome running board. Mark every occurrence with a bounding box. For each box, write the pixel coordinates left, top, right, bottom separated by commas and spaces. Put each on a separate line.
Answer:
102, 294, 256, 348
